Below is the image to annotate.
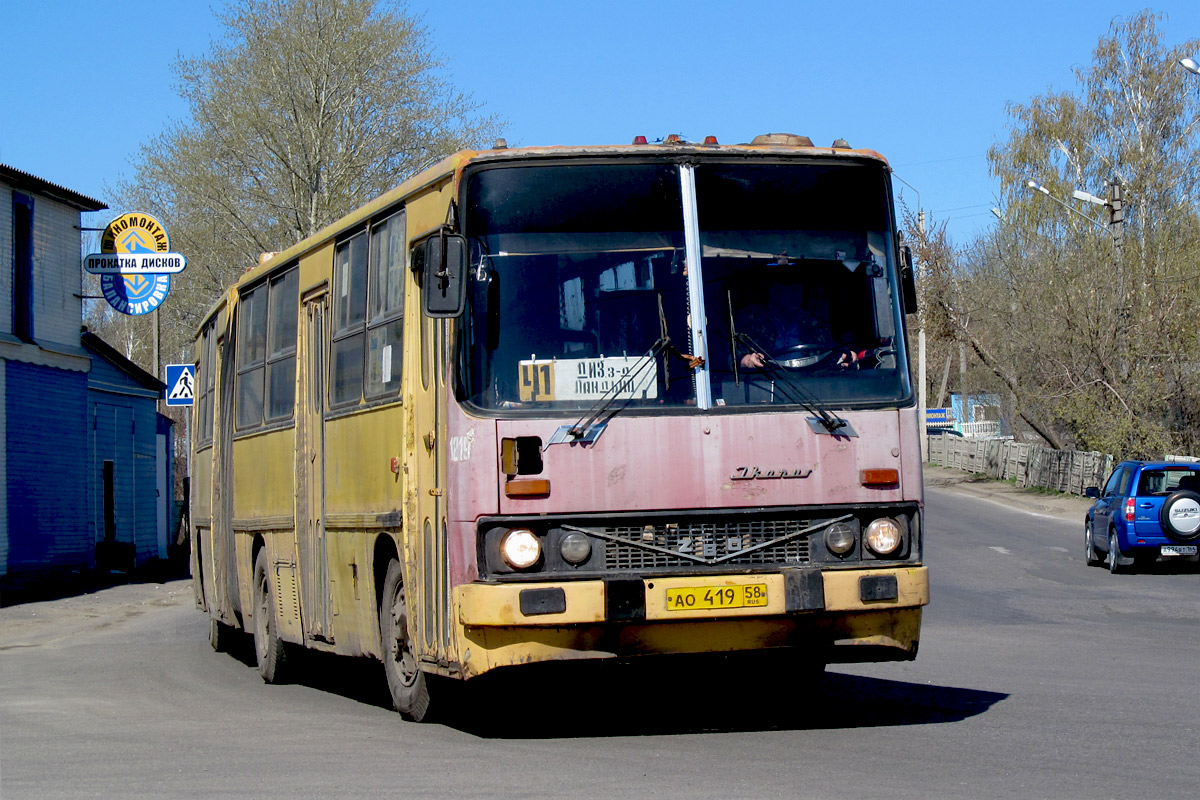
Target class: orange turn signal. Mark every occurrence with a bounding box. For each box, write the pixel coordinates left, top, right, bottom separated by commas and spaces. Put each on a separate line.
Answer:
861, 468, 899, 488
505, 478, 551, 498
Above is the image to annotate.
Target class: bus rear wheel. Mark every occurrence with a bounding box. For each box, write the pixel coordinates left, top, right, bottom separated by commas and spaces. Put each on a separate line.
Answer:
253, 549, 289, 683
209, 615, 236, 653
380, 560, 431, 721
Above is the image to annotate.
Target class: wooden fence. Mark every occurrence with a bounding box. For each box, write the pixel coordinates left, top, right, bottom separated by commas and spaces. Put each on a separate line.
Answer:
928, 437, 1114, 496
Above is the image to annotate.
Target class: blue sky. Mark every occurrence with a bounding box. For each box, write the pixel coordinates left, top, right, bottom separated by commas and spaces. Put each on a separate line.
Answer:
4, 1, 1200, 246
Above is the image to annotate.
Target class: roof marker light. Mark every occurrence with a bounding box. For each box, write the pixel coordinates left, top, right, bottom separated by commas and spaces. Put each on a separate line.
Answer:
632, 135, 648, 145
703, 135, 719, 145
750, 133, 815, 147
664, 134, 682, 144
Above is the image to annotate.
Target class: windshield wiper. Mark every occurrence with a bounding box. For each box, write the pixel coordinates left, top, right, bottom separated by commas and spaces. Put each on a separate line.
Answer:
562, 337, 670, 442
560, 294, 704, 444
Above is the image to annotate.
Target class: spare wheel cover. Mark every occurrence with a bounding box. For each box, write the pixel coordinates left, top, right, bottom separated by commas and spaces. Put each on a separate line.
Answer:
1159, 490, 1200, 542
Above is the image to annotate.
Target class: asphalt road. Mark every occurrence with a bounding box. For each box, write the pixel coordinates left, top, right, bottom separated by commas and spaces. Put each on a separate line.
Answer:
2, 480, 1198, 799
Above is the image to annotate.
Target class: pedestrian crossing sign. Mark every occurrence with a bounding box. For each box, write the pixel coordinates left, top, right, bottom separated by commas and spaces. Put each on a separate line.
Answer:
165, 364, 196, 406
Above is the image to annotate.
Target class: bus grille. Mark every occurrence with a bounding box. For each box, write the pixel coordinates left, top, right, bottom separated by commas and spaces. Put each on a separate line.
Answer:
601, 519, 813, 570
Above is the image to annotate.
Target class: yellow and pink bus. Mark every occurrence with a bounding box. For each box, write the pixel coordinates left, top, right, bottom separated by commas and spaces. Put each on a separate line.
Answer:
191, 132, 928, 721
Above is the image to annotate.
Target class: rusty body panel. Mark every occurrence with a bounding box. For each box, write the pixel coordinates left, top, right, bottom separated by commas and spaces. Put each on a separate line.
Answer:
491, 410, 914, 515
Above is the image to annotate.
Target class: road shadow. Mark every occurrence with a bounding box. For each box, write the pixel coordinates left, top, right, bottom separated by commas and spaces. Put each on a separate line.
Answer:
1, 561, 191, 608
1125, 559, 1200, 576
444, 660, 1008, 738
258, 649, 1007, 738
210, 631, 1008, 738
219, 635, 396, 709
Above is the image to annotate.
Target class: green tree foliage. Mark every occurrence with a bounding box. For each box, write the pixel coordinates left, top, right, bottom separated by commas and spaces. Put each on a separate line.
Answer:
929, 10, 1200, 458
104, 0, 502, 372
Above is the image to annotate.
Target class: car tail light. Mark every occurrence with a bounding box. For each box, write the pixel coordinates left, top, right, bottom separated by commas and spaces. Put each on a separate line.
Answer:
1125, 497, 1135, 522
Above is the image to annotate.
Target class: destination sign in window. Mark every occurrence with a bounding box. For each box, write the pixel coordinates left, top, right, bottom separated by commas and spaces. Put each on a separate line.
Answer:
518, 356, 657, 402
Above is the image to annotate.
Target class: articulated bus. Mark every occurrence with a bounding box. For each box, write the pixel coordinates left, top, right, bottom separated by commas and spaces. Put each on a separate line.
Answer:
191, 132, 928, 721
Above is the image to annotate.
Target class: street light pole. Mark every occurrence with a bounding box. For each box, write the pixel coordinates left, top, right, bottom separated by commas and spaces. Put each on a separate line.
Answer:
1026, 176, 1128, 377
1026, 179, 1109, 232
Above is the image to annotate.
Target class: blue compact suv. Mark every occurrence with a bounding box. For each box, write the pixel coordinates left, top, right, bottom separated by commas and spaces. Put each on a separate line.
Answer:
1085, 461, 1200, 573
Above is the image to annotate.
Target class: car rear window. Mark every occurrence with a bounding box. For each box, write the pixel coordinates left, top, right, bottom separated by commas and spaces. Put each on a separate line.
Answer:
1137, 468, 1200, 496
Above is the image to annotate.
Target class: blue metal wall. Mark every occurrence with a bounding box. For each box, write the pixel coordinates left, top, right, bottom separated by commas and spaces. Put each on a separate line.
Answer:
87, 354, 162, 568
5, 362, 91, 572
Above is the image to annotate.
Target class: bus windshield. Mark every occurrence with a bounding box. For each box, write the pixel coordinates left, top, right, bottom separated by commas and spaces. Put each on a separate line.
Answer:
460, 159, 910, 413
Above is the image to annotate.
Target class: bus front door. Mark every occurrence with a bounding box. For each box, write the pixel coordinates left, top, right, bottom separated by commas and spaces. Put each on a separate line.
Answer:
298, 291, 332, 642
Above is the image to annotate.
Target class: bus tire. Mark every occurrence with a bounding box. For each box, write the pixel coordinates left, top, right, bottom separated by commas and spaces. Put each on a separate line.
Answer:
209, 615, 236, 653
380, 560, 431, 722
253, 548, 289, 683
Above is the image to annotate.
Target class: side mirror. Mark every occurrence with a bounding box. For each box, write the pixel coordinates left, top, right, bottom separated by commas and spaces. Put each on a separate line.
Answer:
899, 244, 918, 314
421, 230, 467, 317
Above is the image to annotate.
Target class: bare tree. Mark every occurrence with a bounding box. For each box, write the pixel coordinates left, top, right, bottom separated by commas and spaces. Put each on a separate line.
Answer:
105, 0, 503, 369
976, 10, 1200, 458
904, 206, 1065, 448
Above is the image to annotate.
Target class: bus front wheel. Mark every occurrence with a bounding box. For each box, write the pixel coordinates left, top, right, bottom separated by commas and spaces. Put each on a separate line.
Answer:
380, 560, 431, 721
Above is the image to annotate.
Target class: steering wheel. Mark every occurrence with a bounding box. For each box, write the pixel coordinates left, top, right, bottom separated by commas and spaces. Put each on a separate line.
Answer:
768, 344, 834, 369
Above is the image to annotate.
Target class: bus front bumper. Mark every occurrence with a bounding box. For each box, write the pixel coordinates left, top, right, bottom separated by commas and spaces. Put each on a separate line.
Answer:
457, 566, 928, 627
452, 567, 928, 676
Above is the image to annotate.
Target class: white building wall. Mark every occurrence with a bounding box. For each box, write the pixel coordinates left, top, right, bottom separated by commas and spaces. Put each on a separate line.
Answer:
32, 199, 84, 347
0, 182, 83, 346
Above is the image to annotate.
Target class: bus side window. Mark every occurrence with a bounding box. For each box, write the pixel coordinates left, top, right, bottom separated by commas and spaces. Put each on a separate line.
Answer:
197, 322, 216, 443
265, 268, 298, 420
235, 284, 267, 428
365, 211, 405, 399
331, 232, 368, 406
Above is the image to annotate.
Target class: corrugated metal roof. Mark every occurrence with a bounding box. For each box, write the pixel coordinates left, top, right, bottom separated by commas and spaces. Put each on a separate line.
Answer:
0, 163, 107, 212
81, 331, 164, 391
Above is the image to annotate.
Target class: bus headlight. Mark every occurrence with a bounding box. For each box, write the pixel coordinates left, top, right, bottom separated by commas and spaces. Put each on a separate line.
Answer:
864, 518, 903, 556
825, 522, 856, 555
500, 529, 541, 569
559, 532, 592, 565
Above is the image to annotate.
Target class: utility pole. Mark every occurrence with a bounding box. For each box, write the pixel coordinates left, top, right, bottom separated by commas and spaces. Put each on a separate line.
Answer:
1108, 177, 1124, 250
1107, 176, 1128, 379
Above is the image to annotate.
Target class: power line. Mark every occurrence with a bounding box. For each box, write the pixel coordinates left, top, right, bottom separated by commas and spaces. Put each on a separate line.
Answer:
931, 203, 991, 214
893, 155, 986, 168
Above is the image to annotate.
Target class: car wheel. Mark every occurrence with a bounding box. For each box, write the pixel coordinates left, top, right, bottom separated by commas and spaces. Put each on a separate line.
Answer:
380, 560, 431, 722
1084, 521, 1103, 567
1108, 530, 1127, 574
253, 548, 289, 683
